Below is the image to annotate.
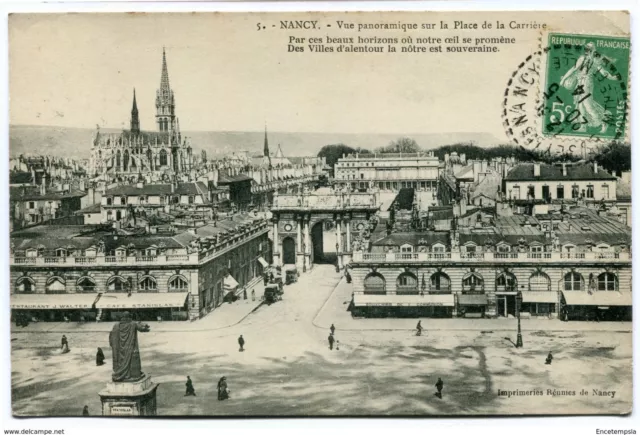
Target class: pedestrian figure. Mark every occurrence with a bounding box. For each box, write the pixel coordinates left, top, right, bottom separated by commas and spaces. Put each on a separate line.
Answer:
96, 347, 105, 366
243, 288, 248, 300
330, 324, 336, 335
217, 376, 230, 401
185, 376, 196, 396
238, 335, 245, 352
545, 351, 553, 365
345, 270, 352, 284
435, 377, 444, 399
61, 335, 69, 353
328, 334, 335, 350
416, 321, 423, 336
251, 289, 256, 301
82, 405, 89, 416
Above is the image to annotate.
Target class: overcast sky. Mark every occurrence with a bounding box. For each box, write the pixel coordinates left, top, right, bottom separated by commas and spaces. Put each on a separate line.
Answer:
9, 12, 628, 138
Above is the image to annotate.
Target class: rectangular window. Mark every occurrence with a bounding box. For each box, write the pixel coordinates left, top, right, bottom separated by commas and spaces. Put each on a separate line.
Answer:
531, 245, 543, 253
512, 186, 520, 200
542, 185, 550, 200
602, 185, 609, 199
466, 245, 476, 254
557, 185, 564, 199
587, 185, 594, 198
571, 185, 579, 199
28, 201, 35, 209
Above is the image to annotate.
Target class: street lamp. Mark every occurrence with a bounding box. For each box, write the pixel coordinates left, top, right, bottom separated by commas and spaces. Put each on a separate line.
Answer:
516, 290, 523, 348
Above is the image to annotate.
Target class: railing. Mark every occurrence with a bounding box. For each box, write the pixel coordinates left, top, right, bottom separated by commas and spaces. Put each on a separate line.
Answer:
44, 257, 66, 264
351, 251, 631, 264
136, 256, 157, 263
75, 257, 96, 264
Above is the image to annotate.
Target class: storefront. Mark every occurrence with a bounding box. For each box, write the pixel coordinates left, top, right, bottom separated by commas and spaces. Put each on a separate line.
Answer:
457, 294, 488, 318
521, 291, 558, 318
95, 292, 190, 321
11, 293, 100, 323
560, 291, 632, 321
351, 293, 454, 318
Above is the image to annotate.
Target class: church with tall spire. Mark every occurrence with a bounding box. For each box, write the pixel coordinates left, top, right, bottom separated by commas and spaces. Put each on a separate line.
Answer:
89, 48, 193, 180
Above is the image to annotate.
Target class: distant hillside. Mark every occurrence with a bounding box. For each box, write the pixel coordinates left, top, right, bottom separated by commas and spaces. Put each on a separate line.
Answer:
10, 125, 501, 159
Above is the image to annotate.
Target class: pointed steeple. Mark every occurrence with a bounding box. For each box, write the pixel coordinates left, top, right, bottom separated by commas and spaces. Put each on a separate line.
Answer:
160, 47, 170, 93
264, 123, 272, 169
130, 88, 140, 134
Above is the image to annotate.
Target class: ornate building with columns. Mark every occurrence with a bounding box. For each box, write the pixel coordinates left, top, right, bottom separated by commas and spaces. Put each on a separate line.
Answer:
89, 49, 193, 180
269, 187, 379, 271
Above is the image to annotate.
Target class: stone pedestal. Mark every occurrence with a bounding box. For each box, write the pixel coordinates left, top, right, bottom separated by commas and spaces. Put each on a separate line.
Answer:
99, 374, 159, 416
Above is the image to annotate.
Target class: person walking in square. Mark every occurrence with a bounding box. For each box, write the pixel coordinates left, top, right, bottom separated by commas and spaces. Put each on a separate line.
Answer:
96, 347, 105, 366
185, 376, 196, 396
217, 376, 230, 401
238, 335, 245, 352
328, 333, 335, 350
330, 324, 336, 336
61, 335, 69, 353
251, 288, 256, 301
82, 405, 89, 416
435, 377, 444, 399
545, 351, 553, 365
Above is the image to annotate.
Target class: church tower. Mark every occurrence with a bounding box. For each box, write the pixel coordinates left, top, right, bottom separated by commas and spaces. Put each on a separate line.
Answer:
130, 88, 140, 134
156, 48, 176, 133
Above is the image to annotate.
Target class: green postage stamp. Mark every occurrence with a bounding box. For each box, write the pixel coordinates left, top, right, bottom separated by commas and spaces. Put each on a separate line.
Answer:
542, 33, 630, 140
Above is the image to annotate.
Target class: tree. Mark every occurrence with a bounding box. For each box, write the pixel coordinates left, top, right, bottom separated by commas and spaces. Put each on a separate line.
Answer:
377, 137, 421, 154
594, 142, 631, 175
317, 144, 370, 175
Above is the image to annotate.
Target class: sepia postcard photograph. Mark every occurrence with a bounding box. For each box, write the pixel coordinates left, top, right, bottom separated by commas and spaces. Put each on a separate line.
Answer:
6, 9, 633, 418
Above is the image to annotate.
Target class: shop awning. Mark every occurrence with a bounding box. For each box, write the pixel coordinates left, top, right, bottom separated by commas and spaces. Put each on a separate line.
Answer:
11, 293, 100, 310
522, 291, 559, 304
257, 257, 269, 268
353, 293, 454, 307
223, 275, 239, 293
561, 291, 632, 307
457, 294, 488, 305
95, 292, 189, 309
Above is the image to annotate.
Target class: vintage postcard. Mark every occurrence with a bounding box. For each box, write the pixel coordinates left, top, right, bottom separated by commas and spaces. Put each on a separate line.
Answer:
8, 10, 631, 417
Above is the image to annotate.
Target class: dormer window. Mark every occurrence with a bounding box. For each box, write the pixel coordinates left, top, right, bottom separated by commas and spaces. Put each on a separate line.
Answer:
106, 197, 113, 206
400, 244, 413, 253
120, 196, 127, 205
497, 244, 510, 253
55, 248, 67, 257
188, 195, 195, 205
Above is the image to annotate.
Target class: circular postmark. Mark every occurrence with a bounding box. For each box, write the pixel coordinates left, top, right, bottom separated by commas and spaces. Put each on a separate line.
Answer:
503, 34, 630, 158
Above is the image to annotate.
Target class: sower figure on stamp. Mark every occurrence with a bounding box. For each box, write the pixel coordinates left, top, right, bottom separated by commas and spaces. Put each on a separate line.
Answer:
109, 311, 150, 382
559, 42, 620, 134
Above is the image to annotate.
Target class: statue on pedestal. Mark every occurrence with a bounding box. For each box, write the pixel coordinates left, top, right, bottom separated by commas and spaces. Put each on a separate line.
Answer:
109, 312, 151, 382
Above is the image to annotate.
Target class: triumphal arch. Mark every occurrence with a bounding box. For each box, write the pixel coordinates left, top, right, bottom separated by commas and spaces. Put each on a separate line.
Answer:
270, 187, 379, 271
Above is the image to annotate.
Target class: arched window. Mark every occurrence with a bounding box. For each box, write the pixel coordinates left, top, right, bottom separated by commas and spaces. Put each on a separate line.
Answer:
77, 276, 96, 292
496, 272, 517, 292
169, 276, 189, 291
396, 272, 418, 294
529, 272, 551, 291
116, 210, 122, 221
462, 272, 484, 291
159, 149, 168, 166
116, 149, 121, 168
597, 272, 617, 291
364, 272, 385, 294
16, 276, 35, 293
147, 149, 153, 167
139, 276, 157, 292
123, 150, 129, 171
46, 276, 66, 293
107, 276, 128, 292
564, 272, 583, 291
430, 272, 451, 292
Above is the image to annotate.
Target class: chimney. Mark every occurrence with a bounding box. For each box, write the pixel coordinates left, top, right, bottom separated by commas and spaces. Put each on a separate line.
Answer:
171, 182, 176, 193
593, 162, 598, 174
562, 163, 567, 177
40, 175, 46, 195
533, 163, 541, 177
